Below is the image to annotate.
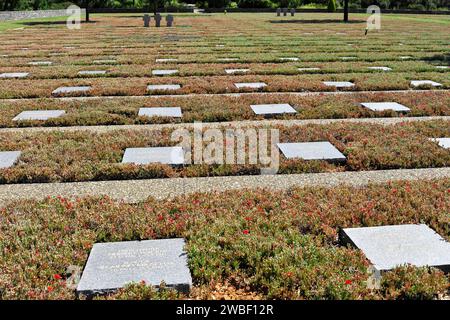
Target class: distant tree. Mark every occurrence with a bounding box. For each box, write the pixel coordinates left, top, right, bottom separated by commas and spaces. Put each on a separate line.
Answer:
327, 0, 336, 11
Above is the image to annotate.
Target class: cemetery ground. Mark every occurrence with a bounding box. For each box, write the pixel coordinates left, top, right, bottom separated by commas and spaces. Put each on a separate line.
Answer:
0, 12, 449, 300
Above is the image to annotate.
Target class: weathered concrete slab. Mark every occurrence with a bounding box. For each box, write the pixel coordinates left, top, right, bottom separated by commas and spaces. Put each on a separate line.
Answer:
122, 146, 185, 165
323, 81, 355, 88
147, 84, 181, 91
410, 80, 442, 87
0, 72, 29, 78
52, 86, 91, 95
76, 238, 192, 296
277, 141, 346, 162
152, 69, 179, 76
234, 82, 267, 89
340, 224, 450, 272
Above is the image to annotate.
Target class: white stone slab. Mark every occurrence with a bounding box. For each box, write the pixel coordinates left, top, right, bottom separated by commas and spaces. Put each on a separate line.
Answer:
52, 86, 91, 95
323, 81, 355, 88
0, 151, 21, 169
367, 66, 392, 71
410, 80, 442, 87
399, 56, 412, 60
235, 82, 267, 89
298, 67, 320, 71
250, 103, 297, 115
430, 138, 450, 149
340, 224, 450, 272
340, 56, 356, 60
122, 146, 185, 165
277, 141, 346, 162
78, 70, 107, 75
225, 69, 249, 74
279, 57, 299, 61
76, 238, 192, 296
155, 58, 178, 63
147, 84, 181, 91
28, 61, 52, 66
0, 72, 29, 78
360, 102, 410, 113
435, 66, 449, 69
152, 69, 179, 76
217, 58, 239, 62
139, 107, 182, 118
13, 110, 65, 121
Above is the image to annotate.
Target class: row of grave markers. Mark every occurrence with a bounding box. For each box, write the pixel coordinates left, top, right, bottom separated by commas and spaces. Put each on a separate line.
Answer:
1, 136, 449, 169
75, 222, 450, 297
143, 14, 174, 28
5, 102, 427, 123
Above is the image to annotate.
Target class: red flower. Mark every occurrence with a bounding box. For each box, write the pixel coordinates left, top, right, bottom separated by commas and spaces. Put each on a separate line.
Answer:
242, 229, 250, 235
47, 286, 53, 292
53, 274, 62, 280
345, 279, 352, 285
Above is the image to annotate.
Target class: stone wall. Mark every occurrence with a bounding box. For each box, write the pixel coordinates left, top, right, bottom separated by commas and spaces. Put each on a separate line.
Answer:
0, 9, 86, 22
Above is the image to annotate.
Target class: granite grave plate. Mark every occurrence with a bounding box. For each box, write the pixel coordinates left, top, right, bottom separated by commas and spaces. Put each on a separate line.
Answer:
367, 67, 392, 71
250, 103, 297, 115
0, 72, 29, 78
147, 84, 181, 91
0, 151, 21, 169
279, 57, 299, 61
431, 137, 450, 149
13, 110, 65, 121
139, 107, 182, 118
235, 82, 267, 89
52, 86, 91, 95
122, 146, 185, 165
76, 238, 192, 296
218, 58, 239, 62
152, 69, 179, 76
298, 67, 320, 71
360, 102, 410, 113
323, 81, 355, 88
277, 141, 346, 162
340, 224, 450, 272
410, 80, 442, 87
225, 69, 249, 74
155, 58, 178, 63
28, 61, 52, 66
78, 70, 107, 75
93, 59, 117, 64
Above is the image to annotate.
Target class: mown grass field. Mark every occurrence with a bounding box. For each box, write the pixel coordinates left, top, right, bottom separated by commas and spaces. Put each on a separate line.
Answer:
0, 12, 448, 300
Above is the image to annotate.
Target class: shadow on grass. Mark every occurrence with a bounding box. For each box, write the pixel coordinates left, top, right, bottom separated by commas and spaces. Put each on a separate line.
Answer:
422, 53, 450, 64
268, 19, 365, 24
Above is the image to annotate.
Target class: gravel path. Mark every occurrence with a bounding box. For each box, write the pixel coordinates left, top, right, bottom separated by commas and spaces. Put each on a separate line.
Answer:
1, 116, 448, 134
1, 89, 448, 102
0, 167, 448, 205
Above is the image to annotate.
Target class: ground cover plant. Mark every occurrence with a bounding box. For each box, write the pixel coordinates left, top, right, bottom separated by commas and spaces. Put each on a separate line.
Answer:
0, 120, 448, 184
0, 91, 448, 127
0, 179, 448, 300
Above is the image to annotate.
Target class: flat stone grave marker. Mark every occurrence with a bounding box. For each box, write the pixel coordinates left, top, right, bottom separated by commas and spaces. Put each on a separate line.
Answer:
216, 44, 225, 47
28, 61, 52, 66
0, 72, 29, 78
218, 58, 239, 62
435, 66, 449, 69
277, 141, 346, 162
152, 69, 179, 76
147, 84, 181, 91
279, 57, 299, 61
399, 56, 412, 60
367, 66, 392, 71
139, 107, 182, 118
410, 80, 442, 87
52, 86, 91, 95
360, 102, 410, 113
235, 82, 267, 89
156, 58, 178, 63
340, 224, 450, 272
340, 56, 356, 60
13, 110, 65, 121
122, 146, 185, 165
78, 70, 107, 75
76, 238, 192, 296
0, 151, 21, 169
93, 59, 117, 64
250, 103, 297, 116
430, 137, 450, 149
298, 67, 320, 71
323, 81, 355, 88
225, 68, 249, 74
